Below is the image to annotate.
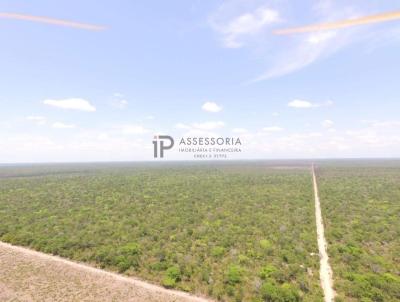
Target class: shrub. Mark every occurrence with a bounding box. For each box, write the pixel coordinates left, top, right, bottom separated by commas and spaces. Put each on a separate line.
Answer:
162, 266, 181, 288
211, 246, 225, 257
260, 282, 300, 302
162, 276, 176, 288
260, 239, 272, 250
120, 242, 140, 255
166, 266, 181, 281
226, 265, 243, 285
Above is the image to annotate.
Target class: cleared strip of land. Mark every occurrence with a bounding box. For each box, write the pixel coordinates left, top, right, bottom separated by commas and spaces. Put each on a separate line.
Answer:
0, 241, 211, 302
312, 165, 336, 302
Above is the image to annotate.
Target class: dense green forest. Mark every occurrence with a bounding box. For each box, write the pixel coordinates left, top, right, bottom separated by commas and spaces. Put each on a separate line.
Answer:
317, 165, 400, 302
0, 162, 322, 301
3, 161, 399, 301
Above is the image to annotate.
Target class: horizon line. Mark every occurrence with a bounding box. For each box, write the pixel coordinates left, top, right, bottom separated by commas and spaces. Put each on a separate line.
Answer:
1, 157, 400, 166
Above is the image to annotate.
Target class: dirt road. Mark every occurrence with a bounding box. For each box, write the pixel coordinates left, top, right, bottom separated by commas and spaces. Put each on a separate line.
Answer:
312, 164, 336, 302
0, 241, 212, 302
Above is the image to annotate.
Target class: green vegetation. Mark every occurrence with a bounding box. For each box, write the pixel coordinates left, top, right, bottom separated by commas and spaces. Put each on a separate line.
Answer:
0, 162, 322, 301
317, 164, 400, 302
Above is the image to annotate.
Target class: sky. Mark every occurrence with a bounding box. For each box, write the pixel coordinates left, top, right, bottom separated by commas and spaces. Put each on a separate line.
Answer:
1, 0, 400, 162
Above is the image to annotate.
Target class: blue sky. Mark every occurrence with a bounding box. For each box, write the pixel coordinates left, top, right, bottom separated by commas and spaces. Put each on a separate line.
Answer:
1, 0, 400, 162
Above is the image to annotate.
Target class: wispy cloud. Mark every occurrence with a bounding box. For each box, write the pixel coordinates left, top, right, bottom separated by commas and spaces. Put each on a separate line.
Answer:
368, 120, 400, 128
192, 121, 225, 130
263, 126, 284, 132
118, 124, 149, 135
26, 116, 46, 125
211, 2, 400, 81
307, 31, 337, 44
175, 123, 191, 130
202, 101, 223, 113
322, 119, 334, 129
209, 5, 280, 48
52, 122, 76, 129
43, 98, 96, 112
0, 13, 106, 31
288, 99, 333, 109
252, 29, 349, 81
175, 121, 225, 136
232, 128, 248, 134
111, 93, 128, 109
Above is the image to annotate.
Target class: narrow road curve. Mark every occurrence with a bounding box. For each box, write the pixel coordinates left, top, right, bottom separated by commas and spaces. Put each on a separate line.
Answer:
312, 164, 336, 302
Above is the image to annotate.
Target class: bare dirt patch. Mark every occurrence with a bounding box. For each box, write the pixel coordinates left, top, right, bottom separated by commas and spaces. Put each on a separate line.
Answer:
0, 241, 212, 302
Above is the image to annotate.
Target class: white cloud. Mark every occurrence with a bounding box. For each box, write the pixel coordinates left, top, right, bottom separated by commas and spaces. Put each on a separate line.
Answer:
307, 31, 337, 44
210, 6, 281, 48
322, 119, 334, 128
119, 124, 149, 135
43, 98, 96, 112
263, 126, 283, 132
210, 2, 400, 82
288, 100, 314, 108
5, 118, 400, 161
259, 0, 371, 80
212, 1, 380, 81
26, 116, 46, 125
232, 128, 248, 134
227, 8, 280, 35
52, 122, 76, 129
175, 121, 225, 131
251, 27, 350, 81
202, 101, 223, 113
175, 121, 225, 137
192, 121, 225, 130
111, 93, 128, 109
288, 99, 333, 109
370, 120, 400, 128
112, 99, 128, 109
272, 112, 279, 117
0, 131, 150, 163
175, 123, 191, 130
346, 129, 380, 145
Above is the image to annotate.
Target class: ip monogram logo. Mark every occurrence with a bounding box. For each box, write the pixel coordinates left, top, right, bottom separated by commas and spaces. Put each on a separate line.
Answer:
153, 135, 174, 158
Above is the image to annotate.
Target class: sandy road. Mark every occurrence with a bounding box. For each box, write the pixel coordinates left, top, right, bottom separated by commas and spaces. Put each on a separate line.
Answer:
0, 241, 212, 302
312, 164, 336, 302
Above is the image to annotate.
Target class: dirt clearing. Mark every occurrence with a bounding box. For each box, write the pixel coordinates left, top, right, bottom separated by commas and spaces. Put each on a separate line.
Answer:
0, 241, 211, 302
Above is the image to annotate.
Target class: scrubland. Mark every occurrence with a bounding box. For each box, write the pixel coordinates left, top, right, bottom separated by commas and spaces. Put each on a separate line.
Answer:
0, 162, 322, 301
